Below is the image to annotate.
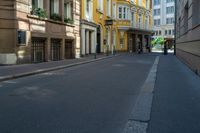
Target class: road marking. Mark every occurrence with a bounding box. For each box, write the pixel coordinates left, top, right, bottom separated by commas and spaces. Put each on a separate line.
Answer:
3, 81, 17, 84
123, 120, 148, 133
112, 64, 125, 67
40, 72, 54, 76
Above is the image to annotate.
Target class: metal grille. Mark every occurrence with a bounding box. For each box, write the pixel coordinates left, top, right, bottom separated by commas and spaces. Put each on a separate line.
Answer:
51, 39, 61, 61
31, 39, 45, 63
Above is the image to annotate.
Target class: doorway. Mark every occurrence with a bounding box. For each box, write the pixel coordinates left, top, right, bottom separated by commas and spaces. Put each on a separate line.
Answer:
65, 39, 74, 59
97, 25, 101, 53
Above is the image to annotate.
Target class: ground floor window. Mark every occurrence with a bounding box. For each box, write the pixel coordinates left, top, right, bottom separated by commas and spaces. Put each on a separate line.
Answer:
51, 39, 61, 61
31, 38, 45, 63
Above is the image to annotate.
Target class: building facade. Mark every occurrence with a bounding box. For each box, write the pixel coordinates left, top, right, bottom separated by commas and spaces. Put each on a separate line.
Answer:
81, 0, 153, 55
0, 0, 80, 64
152, 0, 175, 46
128, 0, 153, 53
175, 0, 200, 75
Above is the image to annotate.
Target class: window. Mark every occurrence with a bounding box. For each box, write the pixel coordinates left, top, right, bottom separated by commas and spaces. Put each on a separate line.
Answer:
145, 16, 149, 29
85, 0, 93, 20
132, 12, 136, 27
127, 8, 130, 20
165, 30, 168, 35
64, 1, 72, 19
123, 7, 126, 19
166, 17, 174, 24
139, 0, 142, 6
86, 0, 90, 15
118, 5, 129, 20
139, 14, 142, 28
106, 0, 111, 16
32, 0, 43, 9
98, 0, 103, 11
166, 0, 174, 3
168, 30, 171, 35
159, 30, 161, 35
112, 3, 116, 19
119, 7, 122, 19
154, 19, 160, 26
154, 9, 160, 16
154, 0, 160, 5
146, 0, 148, 8
166, 6, 174, 14
50, 0, 59, 14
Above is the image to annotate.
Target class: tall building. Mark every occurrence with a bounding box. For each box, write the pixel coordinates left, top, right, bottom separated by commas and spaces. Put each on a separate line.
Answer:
0, 0, 80, 64
152, 0, 175, 45
81, 0, 153, 56
175, 0, 200, 75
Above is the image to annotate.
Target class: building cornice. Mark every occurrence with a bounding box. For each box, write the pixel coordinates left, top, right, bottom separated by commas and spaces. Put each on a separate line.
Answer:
81, 19, 98, 27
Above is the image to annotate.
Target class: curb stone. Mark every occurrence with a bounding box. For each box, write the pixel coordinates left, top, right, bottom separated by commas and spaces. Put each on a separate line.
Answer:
0, 55, 119, 82
123, 56, 160, 133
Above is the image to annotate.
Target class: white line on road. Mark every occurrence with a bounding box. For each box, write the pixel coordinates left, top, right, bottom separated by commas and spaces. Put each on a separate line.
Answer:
3, 81, 17, 84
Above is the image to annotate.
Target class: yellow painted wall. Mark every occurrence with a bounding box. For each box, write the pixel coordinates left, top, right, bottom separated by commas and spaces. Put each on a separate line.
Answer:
81, 0, 153, 52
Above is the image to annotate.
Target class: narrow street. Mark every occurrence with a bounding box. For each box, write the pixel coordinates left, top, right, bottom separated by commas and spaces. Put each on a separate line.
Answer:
0, 54, 156, 133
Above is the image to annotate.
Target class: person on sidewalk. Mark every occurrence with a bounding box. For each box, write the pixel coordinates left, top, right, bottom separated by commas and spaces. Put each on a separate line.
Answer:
137, 38, 141, 54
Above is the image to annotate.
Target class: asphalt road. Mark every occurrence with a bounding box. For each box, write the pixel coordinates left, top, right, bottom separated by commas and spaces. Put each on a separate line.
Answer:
0, 54, 156, 133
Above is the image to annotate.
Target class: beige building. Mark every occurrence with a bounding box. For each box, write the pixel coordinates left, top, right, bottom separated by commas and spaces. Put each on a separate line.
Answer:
0, 0, 80, 64
175, 0, 200, 75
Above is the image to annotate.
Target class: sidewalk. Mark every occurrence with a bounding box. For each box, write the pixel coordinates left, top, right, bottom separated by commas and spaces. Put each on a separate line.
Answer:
147, 54, 200, 133
0, 54, 117, 82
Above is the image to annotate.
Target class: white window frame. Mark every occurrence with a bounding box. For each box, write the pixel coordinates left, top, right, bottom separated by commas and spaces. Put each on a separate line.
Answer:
85, 0, 93, 21
139, 0, 142, 6
112, 2, 116, 19
132, 12, 136, 27
106, 0, 111, 17
118, 5, 130, 20
98, 0, 103, 11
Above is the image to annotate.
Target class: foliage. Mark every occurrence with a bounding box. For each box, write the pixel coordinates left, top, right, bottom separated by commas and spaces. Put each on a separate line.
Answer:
64, 18, 74, 24
31, 8, 47, 19
50, 13, 62, 21
151, 37, 166, 46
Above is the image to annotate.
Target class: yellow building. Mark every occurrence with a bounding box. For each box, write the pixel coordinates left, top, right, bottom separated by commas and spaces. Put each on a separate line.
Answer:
81, 0, 153, 55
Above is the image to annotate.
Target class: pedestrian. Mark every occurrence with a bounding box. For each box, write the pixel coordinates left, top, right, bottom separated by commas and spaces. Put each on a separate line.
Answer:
137, 38, 141, 54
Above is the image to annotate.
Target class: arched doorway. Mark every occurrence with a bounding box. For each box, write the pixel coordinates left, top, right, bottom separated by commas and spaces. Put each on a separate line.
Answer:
97, 25, 101, 53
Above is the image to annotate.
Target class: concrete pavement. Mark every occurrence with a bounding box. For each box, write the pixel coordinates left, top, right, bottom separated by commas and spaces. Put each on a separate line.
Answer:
0, 54, 118, 82
147, 54, 200, 133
